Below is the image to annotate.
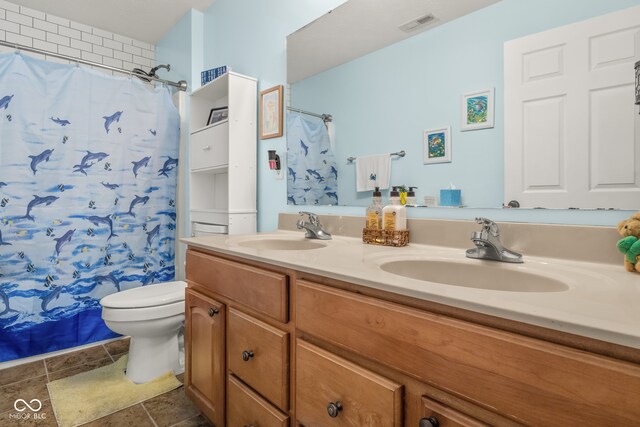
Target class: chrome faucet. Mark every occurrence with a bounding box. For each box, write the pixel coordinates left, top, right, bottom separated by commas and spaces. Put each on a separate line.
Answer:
466, 217, 523, 263
296, 211, 332, 240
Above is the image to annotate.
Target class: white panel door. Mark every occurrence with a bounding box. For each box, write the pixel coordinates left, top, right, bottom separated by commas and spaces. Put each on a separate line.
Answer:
504, 6, 640, 209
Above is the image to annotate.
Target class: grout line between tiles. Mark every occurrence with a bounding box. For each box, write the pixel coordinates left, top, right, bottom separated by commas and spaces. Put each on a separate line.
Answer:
140, 403, 159, 427
43, 359, 50, 382
103, 344, 115, 362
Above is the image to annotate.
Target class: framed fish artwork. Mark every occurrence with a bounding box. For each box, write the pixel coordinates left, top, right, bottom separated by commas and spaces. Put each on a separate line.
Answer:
260, 85, 283, 139
423, 126, 451, 164
461, 88, 494, 131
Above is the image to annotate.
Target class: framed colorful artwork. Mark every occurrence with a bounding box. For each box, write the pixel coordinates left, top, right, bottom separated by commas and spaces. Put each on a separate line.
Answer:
461, 88, 494, 131
259, 85, 283, 139
423, 126, 451, 164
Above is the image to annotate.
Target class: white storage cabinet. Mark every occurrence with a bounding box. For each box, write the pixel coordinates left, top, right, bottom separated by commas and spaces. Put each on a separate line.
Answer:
188, 72, 257, 235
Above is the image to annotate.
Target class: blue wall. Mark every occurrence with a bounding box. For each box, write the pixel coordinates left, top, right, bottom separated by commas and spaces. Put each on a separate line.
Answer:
202, 0, 347, 231
156, 10, 200, 89
163, 0, 639, 230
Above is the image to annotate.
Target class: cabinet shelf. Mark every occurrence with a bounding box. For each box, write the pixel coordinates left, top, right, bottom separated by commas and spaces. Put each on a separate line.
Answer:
190, 118, 230, 136
191, 165, 228, 175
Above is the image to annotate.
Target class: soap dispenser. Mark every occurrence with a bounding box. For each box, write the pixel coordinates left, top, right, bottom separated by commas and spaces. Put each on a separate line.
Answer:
406, 187, 418, 206
382, 186, 407, 231
366, 186, 383, 230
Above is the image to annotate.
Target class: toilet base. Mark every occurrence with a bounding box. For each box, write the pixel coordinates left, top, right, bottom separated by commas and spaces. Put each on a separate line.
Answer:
126, 333, 182, 384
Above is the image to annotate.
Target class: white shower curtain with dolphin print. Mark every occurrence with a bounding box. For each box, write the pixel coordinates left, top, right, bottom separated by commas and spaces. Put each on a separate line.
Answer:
0, 52, 180, 362
286, 113, 338, 205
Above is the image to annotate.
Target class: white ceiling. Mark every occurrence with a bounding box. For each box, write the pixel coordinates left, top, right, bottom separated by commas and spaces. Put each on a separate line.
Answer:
8, 0, 215, 44
287, 0, 502, 83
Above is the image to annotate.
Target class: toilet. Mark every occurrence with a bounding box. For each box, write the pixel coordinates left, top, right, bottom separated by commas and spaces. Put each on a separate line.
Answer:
100, 281, 187, 384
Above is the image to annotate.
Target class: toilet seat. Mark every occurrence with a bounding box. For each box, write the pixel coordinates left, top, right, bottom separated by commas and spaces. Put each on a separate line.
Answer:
100, 281, 187, 322
100, 281, 186, 309
102, 301, 184, 322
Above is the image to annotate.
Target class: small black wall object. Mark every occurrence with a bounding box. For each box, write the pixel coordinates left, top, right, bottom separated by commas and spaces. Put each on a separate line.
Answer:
268, 150, 281, 170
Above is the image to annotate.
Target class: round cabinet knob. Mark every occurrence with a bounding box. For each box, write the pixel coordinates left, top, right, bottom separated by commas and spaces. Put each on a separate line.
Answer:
419, 416, 440, 427
208, 307, 219, 317
326, 401, 343, 418
242, 350, 254, 361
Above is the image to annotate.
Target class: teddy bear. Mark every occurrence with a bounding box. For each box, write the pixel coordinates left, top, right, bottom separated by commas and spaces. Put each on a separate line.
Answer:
616, 212, 640, 273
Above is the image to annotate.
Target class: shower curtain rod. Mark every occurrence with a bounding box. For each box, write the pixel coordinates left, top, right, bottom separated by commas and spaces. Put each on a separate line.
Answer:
0, 40, 188, 91
287, 106, 333, 123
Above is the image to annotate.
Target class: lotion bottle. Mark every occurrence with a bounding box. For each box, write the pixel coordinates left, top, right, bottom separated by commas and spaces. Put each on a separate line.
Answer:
366, 187, 383, 229
383, 186, 407, 231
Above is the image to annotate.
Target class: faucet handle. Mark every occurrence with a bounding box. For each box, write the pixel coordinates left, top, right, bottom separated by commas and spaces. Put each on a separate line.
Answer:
299, 211, 320, 226
474, 217, 499, 237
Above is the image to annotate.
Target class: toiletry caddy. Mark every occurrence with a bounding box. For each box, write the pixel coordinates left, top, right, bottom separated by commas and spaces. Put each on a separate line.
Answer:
363, 186, 409, 247
362, 228, 410, 247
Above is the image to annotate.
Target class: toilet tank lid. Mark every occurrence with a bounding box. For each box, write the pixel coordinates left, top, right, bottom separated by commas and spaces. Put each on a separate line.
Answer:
100, 281, 187, 309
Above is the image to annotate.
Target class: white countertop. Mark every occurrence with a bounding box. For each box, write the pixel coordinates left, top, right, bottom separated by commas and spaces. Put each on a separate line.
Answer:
182, 231, 640, 350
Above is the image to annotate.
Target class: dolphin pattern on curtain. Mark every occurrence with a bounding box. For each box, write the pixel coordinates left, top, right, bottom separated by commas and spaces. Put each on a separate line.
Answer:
0, 52, 180, 362
286, 113, 338, 206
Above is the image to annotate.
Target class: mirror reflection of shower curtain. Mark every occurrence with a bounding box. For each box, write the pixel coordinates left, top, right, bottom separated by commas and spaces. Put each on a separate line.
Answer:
0, 53, 179, 362
286, 114, 338, 205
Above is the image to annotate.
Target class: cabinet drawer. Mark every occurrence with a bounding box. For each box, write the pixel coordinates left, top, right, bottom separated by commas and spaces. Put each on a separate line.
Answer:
296, 280, 640, 425
228, 308, 289, 410
421, 396, 488, 427
296, 340, 402, 426
186, 250, 288, 322
190, 122, 229, 170
227, 375, 289, 427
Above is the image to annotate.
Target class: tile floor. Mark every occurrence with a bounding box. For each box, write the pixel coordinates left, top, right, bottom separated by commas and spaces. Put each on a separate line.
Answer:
0, 338, 212, 427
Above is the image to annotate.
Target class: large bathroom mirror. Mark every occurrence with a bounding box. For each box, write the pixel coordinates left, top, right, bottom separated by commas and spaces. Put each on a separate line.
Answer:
286, 0, 640, 209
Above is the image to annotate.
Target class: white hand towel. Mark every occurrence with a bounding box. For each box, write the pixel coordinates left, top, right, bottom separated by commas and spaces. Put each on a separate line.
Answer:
355, 154, 391, 192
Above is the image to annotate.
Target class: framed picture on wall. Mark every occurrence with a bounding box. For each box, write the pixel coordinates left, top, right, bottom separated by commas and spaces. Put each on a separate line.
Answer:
423, 126, 452, 164
260, 85, 283, 139
461, 88, 494, 131
207, 107, 228, 126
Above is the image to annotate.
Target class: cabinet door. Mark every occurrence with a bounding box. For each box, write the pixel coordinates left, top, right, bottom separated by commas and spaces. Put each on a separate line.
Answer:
420, 396, 489, 427
185, 289, 225, 426
296, 340, 403, 426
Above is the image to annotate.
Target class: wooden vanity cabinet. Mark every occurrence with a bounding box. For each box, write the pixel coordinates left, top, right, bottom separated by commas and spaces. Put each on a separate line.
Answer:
295, 279, 640, 425
185, 247, 640, 426
185, 249, 291, 426
184, 289, 225, 426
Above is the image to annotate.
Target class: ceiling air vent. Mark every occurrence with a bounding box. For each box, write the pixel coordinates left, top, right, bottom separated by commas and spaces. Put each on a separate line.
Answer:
399, 13, 436, 33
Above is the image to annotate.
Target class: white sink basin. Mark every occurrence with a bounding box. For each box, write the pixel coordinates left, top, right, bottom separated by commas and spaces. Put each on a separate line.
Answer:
379, 259, 569, 292
235, 238, 327, 251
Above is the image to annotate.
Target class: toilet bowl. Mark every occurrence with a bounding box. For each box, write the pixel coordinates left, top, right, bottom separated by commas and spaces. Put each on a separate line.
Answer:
100, 281, 187, 384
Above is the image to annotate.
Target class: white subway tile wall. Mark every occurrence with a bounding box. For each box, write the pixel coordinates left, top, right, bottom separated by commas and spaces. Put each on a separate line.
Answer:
0, 0, 155, 74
